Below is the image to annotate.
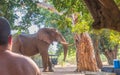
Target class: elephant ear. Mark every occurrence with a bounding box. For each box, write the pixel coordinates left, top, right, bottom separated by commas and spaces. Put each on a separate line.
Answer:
37, 28, 52, 44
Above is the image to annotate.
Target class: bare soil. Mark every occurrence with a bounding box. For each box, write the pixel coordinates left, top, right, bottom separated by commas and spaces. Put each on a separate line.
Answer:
41, 64, 115, 75
41, 65, 84, 75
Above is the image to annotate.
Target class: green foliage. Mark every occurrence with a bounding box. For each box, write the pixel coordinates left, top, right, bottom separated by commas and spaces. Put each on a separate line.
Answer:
56, 16, 72, 29
0, 0, 41, 32
72, 20, 89, 33
51, 0, 120, 58
109, 30, 120, 44
71, 12, 93, 33
52, 0, 86, 14
91, 29, 120, 52
100, 54, 107, 62
66, 48, 76, 64
114, 0, 120, 8
58, 48, 76, 65
117, 48, 120, 59
42, 11, 72, 30
52, 0, 93, 33
100, 34, 114, 51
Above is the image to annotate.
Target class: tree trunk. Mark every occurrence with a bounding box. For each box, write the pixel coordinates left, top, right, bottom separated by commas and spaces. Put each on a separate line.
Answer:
72, 13, 98, 72
74, 33, 98, 72
95, 49, 102, 68
103, 45, 118, 65
84, 0, 120, 32
93, 36, 103, 69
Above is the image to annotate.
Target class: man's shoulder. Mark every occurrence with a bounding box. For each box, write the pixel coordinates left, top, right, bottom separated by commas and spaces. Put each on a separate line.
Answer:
1, 51, 41, 75
11, 51, 39, 67
8, 51, 30, 59
10, 51, 34, 63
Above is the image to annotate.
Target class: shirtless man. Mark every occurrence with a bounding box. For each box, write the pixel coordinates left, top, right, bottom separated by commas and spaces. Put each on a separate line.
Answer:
0, 17, 41, 75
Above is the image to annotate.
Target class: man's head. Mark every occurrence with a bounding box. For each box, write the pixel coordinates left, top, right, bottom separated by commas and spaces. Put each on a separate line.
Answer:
0, 17, 11, 45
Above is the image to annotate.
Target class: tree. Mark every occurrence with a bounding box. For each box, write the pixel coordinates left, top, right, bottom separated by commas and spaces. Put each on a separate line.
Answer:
51, 0, 99, 71
83, 0, 120, 32
91, 34, 103, 69
51, 0, 120, 70
0, 0, 40, 32
74, 32, 98, 72
99, 29, 120, 65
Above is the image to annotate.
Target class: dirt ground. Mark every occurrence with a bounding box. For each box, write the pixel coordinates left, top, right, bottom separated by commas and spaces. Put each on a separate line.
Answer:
41, 65, 84, 75
41, 64, 115, 75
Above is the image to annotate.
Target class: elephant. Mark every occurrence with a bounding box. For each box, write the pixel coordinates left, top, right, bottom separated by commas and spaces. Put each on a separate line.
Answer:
12, 28, 68, 72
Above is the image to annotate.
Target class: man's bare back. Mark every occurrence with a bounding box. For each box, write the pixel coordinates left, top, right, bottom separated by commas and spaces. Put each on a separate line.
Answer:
0, 17, 41, 75
0, 50, 41, 75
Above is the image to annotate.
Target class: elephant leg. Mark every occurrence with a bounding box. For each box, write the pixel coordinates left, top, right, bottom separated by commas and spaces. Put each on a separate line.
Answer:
41, 53, 54, 72
41, 53, 48, 72
48, 57, 54, 72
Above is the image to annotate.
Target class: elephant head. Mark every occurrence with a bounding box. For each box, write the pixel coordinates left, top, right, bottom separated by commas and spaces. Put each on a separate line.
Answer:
37, 28, 68, 61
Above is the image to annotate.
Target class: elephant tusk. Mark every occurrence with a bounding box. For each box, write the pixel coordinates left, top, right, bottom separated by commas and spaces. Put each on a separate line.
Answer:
60, 41, 69, 45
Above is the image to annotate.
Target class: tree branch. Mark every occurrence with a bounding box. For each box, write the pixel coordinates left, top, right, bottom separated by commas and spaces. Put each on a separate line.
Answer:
84, 0, 120, 32
36, 2, 63, 15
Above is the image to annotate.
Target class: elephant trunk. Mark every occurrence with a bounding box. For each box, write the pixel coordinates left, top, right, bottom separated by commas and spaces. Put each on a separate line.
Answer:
62, 44, 68, 61
59, 34, 68, 61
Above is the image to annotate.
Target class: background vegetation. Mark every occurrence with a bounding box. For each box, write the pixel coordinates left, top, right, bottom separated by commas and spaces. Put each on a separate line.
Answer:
0, 0, 120, 67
